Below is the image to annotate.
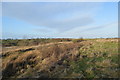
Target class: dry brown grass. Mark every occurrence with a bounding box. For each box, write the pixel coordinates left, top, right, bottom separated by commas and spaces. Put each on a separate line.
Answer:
2, 41, 83, 78
1, 38, 118, 78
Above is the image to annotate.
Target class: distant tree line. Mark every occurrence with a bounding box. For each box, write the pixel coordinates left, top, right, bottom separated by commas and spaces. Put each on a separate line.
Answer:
2, 38, 72, 47
2, 37, 118, 47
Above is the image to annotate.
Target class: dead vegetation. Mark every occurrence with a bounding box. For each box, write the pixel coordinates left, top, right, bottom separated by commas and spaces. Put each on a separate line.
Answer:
1, 38, 119, 78
2, 41, 83, 78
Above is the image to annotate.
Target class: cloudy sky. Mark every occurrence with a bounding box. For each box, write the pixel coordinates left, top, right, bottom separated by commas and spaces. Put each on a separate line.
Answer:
2, 2, 118, 39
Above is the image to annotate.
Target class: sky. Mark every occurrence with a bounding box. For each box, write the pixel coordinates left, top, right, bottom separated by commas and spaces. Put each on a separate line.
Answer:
2, 2, 118, 39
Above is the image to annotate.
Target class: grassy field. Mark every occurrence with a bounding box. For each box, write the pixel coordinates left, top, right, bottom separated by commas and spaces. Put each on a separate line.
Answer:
1, 38, 119, 78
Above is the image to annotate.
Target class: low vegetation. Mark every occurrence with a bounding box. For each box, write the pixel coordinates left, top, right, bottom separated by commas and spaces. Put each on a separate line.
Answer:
2, 38, 72, 47
1, 38, 119, 79
72, 38, 85, 43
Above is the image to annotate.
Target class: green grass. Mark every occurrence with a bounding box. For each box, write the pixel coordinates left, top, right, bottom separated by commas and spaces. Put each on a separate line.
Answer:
66, 40, 119, 78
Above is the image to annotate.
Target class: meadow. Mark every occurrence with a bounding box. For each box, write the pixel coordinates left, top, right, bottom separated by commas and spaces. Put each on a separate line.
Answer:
1, 38, 119, 78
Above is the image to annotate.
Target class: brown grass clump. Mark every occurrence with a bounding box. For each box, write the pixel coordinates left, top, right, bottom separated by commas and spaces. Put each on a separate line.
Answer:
2, 42, 83, 78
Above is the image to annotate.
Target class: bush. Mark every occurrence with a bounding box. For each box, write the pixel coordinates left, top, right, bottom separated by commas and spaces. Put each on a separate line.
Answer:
72, 38, 84, 43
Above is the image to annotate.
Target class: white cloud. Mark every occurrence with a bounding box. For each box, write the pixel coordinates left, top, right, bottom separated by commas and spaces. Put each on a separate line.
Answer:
58, 22, 118, 38
2, 2, 101, 31
2, 2, 117, 38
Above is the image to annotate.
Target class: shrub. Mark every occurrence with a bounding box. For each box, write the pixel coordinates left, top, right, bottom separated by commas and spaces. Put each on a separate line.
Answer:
72, 38, 84, 43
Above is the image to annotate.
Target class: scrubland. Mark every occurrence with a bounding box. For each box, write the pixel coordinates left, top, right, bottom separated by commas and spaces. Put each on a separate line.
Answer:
1, 38, 119, 78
